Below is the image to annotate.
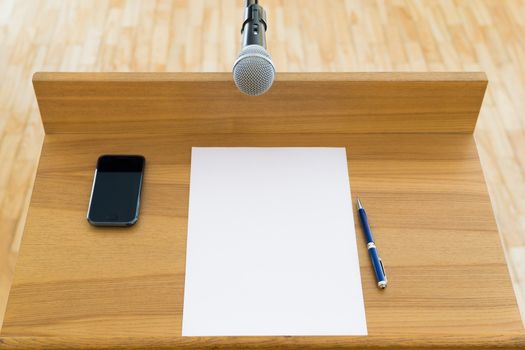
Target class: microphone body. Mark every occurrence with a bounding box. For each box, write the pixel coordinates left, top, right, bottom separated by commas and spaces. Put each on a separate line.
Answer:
241, 0, 267, 48
233, 0, 275, 96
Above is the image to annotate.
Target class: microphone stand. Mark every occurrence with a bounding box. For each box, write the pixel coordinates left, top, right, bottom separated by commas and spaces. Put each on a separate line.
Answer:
241, 0, 267, 49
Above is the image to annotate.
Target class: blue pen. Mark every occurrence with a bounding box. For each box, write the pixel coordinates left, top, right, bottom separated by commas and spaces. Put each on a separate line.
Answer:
357, 198, 388, 289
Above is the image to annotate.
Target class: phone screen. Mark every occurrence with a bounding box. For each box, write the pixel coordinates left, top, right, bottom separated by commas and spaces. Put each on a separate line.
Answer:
87, 155, 145, 226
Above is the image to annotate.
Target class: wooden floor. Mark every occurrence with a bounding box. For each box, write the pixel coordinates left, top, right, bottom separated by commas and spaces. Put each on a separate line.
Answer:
0, 0, 524, 328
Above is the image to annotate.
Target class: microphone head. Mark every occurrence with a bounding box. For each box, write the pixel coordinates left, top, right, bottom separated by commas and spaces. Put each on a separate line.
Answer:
233, 45, 275, 96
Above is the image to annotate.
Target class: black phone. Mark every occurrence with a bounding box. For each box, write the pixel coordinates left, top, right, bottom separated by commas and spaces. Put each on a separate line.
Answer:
87, 155, 145, 226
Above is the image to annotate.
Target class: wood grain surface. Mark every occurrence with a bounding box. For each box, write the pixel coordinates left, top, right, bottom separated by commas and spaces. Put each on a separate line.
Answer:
1, 0, 525, 347
33, 72, 487, 134
1, 131, 523, 348
2, 334, 525, 350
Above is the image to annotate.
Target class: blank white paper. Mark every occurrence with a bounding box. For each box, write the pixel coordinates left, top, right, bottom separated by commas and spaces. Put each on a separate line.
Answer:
182, 148, 367, 336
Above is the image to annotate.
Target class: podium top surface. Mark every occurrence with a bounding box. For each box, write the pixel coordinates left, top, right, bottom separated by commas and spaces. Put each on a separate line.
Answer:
0, 73, 523, 349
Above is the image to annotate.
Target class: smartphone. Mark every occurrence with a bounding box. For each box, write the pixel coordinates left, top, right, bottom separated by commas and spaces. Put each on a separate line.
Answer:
87, 155, 145, 226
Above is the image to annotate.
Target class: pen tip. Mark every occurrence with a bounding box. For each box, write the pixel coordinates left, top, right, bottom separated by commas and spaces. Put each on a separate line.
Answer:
356, 197, 363, 210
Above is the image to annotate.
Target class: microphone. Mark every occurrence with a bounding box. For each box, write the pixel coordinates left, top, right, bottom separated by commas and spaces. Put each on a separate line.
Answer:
233, 0, 275, 96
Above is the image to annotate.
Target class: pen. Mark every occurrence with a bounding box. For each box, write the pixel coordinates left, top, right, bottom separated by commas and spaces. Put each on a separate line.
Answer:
356, 197, 387, 289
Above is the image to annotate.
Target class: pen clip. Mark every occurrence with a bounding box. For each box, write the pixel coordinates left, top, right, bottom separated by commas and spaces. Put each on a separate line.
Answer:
379, 257, 387, 282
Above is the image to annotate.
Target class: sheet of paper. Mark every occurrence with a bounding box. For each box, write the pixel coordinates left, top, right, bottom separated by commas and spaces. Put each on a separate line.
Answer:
182, 148, 367, 336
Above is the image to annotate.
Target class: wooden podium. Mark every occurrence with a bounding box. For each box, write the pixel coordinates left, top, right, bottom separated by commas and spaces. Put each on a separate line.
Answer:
0, 73, 523, 349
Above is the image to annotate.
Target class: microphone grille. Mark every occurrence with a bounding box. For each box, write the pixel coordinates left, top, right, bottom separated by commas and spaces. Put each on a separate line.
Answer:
233, 45, 275, 96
